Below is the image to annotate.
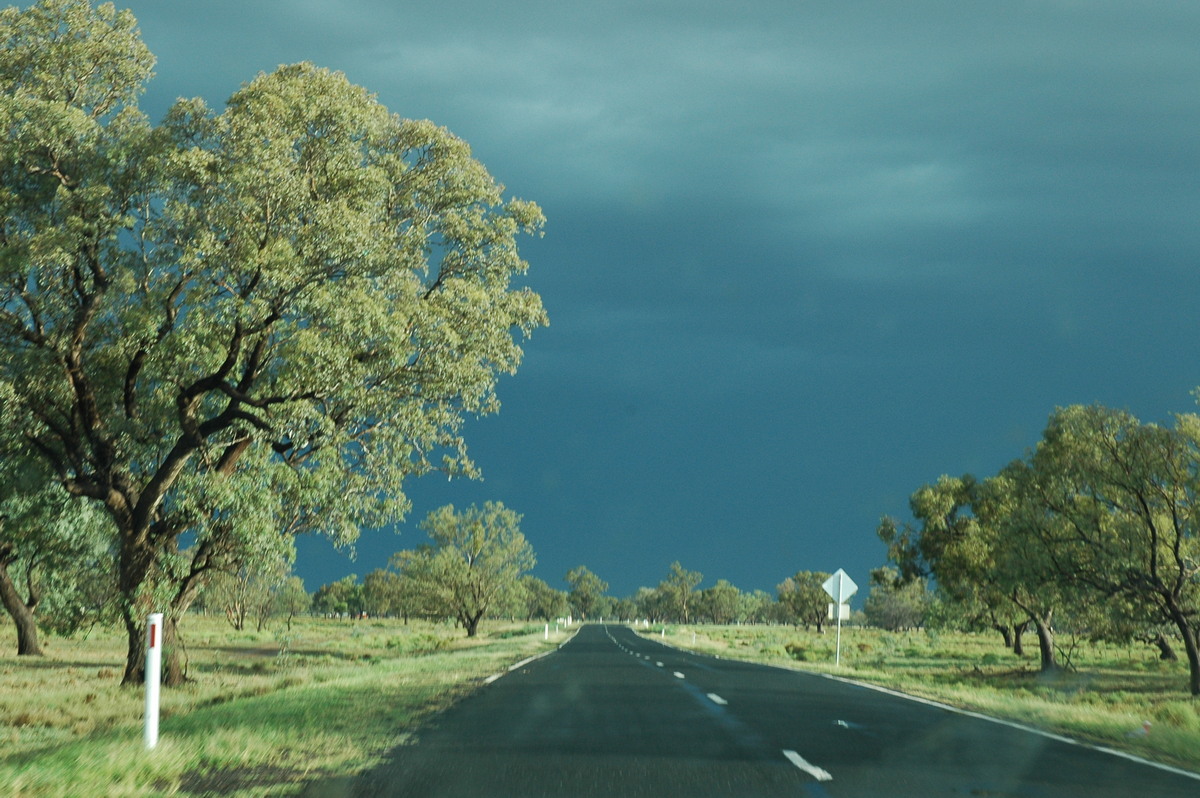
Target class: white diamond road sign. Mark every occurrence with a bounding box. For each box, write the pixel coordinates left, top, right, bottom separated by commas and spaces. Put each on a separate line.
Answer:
822, 569, 858, 605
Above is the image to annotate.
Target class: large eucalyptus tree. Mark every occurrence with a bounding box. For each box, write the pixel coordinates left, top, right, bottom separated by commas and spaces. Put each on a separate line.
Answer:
1021, 406, 1200, 694
0, 1, 547, 683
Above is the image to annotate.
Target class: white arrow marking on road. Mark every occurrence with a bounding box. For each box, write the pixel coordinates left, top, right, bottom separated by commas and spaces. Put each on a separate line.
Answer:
707, 693, 728, 705
783, 750, 833, 782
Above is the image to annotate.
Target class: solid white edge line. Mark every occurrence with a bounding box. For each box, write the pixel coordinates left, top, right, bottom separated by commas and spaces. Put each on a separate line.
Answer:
633, 626, 1200, 784
484, 626, 584, 685
783, 749, 833, 782
819, 672, 1200, 783
707, 693, 728, 705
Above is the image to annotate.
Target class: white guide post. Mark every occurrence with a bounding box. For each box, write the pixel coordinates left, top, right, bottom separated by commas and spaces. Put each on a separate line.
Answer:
822, 570, 858, 667
144, 613, 163, 749
544, 623, 549, 640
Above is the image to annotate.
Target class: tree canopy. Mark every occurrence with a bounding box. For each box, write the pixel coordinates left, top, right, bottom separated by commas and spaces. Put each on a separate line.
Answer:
564, 565, 608, 620
776, 571, 831, 632
0, 0, 546, 683
883, 403, 1200, 693
391, 502, 535, 636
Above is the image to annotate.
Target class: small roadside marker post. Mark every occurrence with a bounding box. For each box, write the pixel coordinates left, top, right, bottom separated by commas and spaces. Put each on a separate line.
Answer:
544, 623, 549, 640
145, 613, 163, 750
822, 570, 858, 667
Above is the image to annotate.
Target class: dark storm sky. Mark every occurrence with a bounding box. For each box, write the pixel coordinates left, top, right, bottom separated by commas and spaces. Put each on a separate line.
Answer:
127, 0, 1200, 601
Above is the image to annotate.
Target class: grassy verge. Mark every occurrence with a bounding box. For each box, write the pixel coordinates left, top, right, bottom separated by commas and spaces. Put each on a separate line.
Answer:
636, 623, 1200, 773
0, 616, 570, 797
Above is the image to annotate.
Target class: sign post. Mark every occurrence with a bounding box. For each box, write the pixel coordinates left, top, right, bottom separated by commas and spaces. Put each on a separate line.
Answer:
821, 569, 858, 666
145, 613, 163, 750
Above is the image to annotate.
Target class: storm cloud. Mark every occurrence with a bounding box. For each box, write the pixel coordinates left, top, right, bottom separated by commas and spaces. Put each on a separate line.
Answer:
129, 0, 1200, 597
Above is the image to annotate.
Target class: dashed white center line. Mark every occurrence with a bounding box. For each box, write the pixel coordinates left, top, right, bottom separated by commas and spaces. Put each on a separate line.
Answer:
656, 661, 664, 667
673, 671, 685, 679
707, 693, 727, 705
783, 749, 833, 782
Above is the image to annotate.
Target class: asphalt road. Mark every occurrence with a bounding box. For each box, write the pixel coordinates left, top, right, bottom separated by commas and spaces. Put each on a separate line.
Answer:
331, 624, 1200, 797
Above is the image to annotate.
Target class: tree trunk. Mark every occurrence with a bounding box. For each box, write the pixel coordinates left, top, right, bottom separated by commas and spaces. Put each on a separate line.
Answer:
994, 623, 1014, 651
122, 608, 146, 684
464, 610, 483, 637
0, 562, 43, 656
160, 567, 208, 687
119, 537, 157, 685
162, 614, 189, 686
1013, 621, 1028, 657
1033, 614, 1057, 671
1164, 599, 1200, 696
1151, 632, 1178, 662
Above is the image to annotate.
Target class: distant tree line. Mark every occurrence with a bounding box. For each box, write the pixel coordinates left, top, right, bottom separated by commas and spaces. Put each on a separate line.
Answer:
307, 548, 886, 639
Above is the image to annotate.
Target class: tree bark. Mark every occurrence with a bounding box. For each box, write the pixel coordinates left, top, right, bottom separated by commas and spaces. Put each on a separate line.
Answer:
1013, 620, 1028, 657
994, 623, 1013, 651
0, 561, 43, 656
1032, 614, 1057, 671
119, 536, 157, 685
1151, 632, 1178, 662
1164, 599, 1200, 696
162, 614, 189, 686
121, 608, 145, 684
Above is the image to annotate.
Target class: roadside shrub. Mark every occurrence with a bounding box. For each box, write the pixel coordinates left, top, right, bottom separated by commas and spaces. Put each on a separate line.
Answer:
493, 625, 541, 639
785, 642, 808, 661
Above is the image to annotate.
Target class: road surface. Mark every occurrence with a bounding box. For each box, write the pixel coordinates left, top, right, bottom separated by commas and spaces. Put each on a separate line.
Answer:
329, 624, 1199, 797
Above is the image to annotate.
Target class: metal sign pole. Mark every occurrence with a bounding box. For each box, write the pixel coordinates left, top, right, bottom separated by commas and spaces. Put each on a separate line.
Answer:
822, 569, 858, 668
835, 609, 842, 666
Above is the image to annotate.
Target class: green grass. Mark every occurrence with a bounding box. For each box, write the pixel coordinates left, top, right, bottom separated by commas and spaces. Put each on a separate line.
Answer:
0, 616, 571, 796
638, 623, 1200, 773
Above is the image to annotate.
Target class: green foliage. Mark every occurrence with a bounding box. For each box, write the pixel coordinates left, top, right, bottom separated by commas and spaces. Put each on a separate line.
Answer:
391, 502, 535, 636
564, 565, 608, 619
776, 570, 831, 631
0, 1, 546, 682
659, 561, 702, 623
694, 579, 743, 624
863, 566, 932, 632
883, 403, 1200, 692
0, 461, 117, 649
520, 575, 568, 621
272, 576, 310, 630
204, 556, 290, 632
313, 575, 363, 618
361, 569, 403, 618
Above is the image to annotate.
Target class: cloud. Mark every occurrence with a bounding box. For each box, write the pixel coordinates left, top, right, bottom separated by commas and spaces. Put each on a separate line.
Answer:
124, 0, 1200, 596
